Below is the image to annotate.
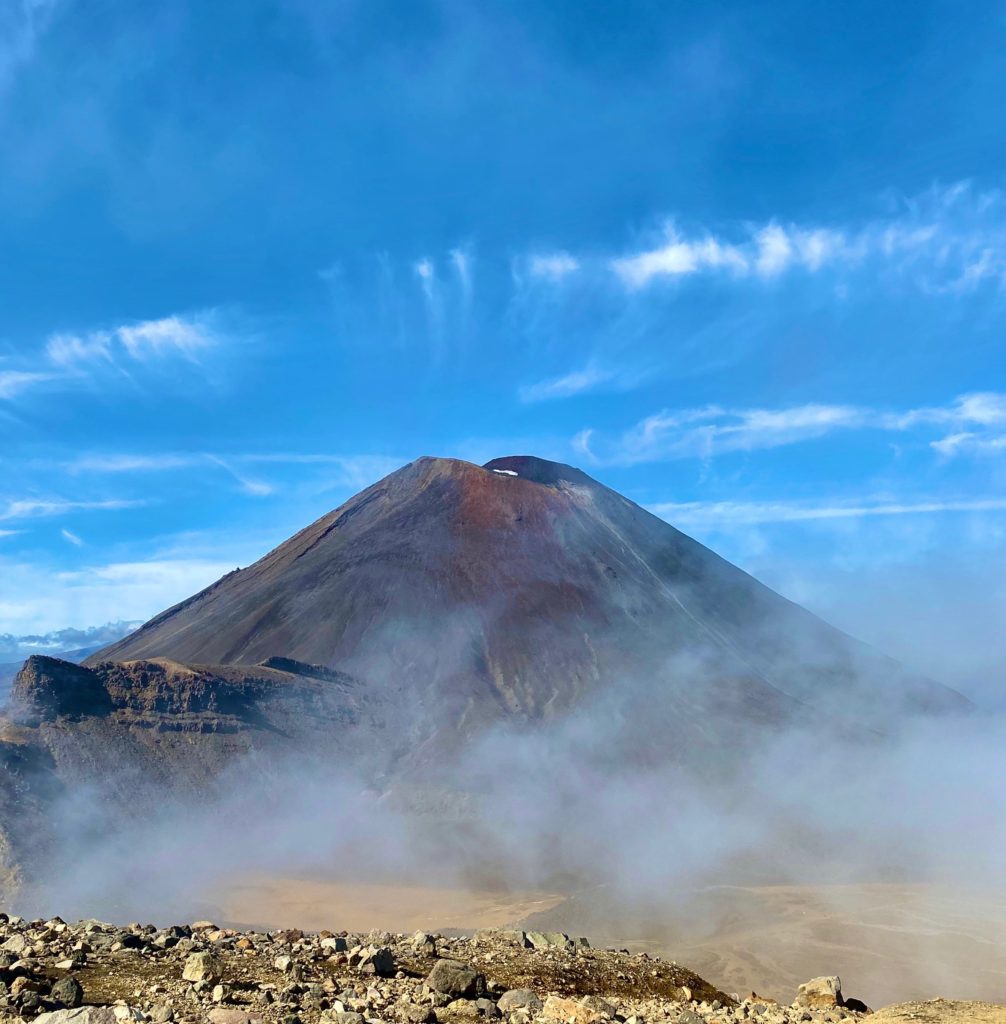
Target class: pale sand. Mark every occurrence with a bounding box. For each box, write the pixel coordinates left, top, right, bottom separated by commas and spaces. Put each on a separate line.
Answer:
214, 874, 565, 934
520, 882, 1006, 1009
207, 876, 1006, 1010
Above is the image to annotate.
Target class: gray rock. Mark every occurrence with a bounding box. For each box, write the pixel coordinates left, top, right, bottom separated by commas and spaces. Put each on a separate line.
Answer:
357, 946, 395, 977
206, 1011, 264, 1024
182, 950, 223, 984
50, 977, 84, 1009
35, 1010, 119, 1024
579, 998, 614, 1019
473, 931, 530, 949
426, 960, 487, 1000
497, 991, 542, 1014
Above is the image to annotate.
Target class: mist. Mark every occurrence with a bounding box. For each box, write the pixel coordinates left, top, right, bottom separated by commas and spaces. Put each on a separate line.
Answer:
7, 636, 1004, 1007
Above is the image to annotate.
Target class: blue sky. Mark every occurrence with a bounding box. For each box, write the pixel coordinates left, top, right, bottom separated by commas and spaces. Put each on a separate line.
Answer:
2, 0, 1006, 699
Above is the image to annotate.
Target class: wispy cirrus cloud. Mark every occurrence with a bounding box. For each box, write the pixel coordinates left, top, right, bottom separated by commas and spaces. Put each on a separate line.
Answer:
651, 496, 1006, 528
503, 183, 1006, 295
0, 369, 55, 398
518, 356, 655, 403
527, 252, 580, 282
576, 401, 867, 464
576, 391, 1006, 465
239, 453, 405, 490
46, 311, 220, 369
0, 0, 63, 91
519, 363, 621, 403
205, 455, 273, 497
60, 527, 84, 547
68, 453, 200, 473
62, 450, 405, 496
1, 310, 228, 403
0, 497, 146, 522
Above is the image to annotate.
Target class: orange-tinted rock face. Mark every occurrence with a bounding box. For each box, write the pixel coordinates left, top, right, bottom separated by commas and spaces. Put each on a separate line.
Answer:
85, 455, 967, 744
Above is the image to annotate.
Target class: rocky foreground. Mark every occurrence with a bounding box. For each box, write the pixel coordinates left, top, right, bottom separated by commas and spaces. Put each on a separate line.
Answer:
3, 915, 998, 1024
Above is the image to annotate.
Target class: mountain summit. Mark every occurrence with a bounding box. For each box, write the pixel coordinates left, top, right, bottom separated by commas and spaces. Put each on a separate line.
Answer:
90, 455, 966, 736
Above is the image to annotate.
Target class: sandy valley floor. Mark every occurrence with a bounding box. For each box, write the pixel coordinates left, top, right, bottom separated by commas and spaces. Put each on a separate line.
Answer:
205, 875, 1006, 1010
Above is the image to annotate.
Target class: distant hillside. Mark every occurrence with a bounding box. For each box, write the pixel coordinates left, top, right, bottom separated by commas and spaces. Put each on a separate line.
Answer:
0, 621, 141, 702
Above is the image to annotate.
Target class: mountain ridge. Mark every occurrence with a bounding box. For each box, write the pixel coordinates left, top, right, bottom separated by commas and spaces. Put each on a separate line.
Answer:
87, 455, 968, 742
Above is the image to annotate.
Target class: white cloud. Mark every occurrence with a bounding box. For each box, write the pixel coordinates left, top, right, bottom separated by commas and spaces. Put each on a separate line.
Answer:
68, 453, 199, 473
62, 450, 404, 495
582, 391, 1006, 466
527, 252, 580, 282
893, 391, 1006, 429
0, 498, 146, 522
205, 455, 273, 497
61, 528, 84, 547
0, 0, 63, 91
449, 248, 473, 293
239, 453, 404, 490
48, 312, 219, 369
0, 556, 242, 635
45, 330, 114, 368
754, 223, 793, 276
519, 364, 617, 403
590, 401, 865, 464
611, 230, 747, 288
0, 370, 53, 398
651, 496, 1006, 527
1, 309, 227, 404
931, 432, 1006, 457
603, 183, 1006, 292
117, 315, 215, 360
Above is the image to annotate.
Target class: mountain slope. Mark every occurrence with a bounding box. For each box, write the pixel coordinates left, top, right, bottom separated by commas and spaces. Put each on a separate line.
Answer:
90, 456, 966, 736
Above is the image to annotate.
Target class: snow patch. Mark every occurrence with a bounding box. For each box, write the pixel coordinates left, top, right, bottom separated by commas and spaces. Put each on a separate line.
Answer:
492, 469, 519, 477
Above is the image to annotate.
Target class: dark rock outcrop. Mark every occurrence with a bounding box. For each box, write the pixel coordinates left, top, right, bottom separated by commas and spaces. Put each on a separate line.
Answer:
12, 657, 113, 722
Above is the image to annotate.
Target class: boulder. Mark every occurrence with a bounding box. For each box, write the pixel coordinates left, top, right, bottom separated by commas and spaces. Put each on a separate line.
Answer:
357, 945, 395, 976
399, 1005, 434, 1024
182, 950, 223, 984
578, 998, 615, 1019
497, 990, 542, 1014
1, 934, 27, 955
793, 976, 843, 1009
50, 977, 84, 1008
540, 996, 608, 1024
473, 930, 530, 948
525, 932, 573, 951
426, 960, 487, 999
207, 1011, 264, 1024
35, 1010, 119, 1024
